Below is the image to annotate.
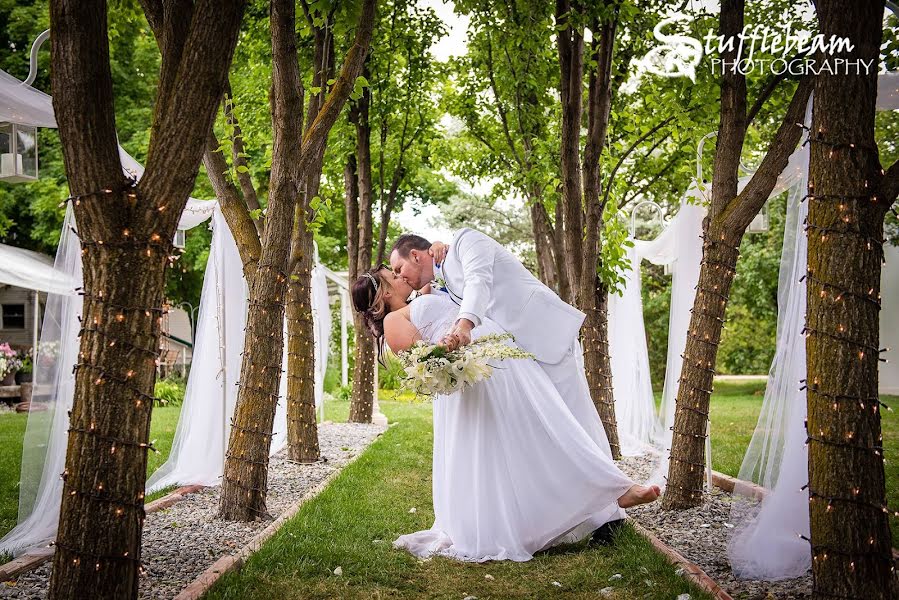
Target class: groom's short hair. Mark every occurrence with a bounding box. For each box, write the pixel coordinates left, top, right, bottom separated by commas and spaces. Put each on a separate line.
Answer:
391, 233, 431, 258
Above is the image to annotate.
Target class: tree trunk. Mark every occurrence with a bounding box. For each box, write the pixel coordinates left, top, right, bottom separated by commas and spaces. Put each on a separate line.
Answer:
661, 225, 741, 508
556, 1, 584, 294
805, 1, 896, 597
530, 199, 558, 291
285, 200, 319, 462
219, 0, 307, 521
49, 241, 168, 599
552, 197, 572, 304
218, 0, 375, 520
582, 273, 620, 458
349, 72, 376, 424
285, 18, 335, 462
47, 0, 244, 595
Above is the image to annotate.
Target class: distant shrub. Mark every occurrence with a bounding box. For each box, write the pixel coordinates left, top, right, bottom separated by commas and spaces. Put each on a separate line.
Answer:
154, 378, 186, 406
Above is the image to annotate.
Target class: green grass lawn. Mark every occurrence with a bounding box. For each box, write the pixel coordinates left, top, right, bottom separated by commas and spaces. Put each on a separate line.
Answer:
206, 396, 709, 600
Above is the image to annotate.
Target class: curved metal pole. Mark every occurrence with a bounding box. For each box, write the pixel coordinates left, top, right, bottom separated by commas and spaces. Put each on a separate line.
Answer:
24, 29, 50, 86
629, 199, 665, 240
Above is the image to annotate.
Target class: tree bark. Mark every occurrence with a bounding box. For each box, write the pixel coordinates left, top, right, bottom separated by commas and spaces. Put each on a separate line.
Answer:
556, 0, 584, 293
662, 0, 812, 509
530, 198, 558, 291
555, 1, 621, 458
285, 12, 336, 463
349, 70, 376, 424
47, 0, 244, 597
219, 0, 376, 521
582, 274, 620, 457
805, 2, 897, 597
285, 177, 319, 463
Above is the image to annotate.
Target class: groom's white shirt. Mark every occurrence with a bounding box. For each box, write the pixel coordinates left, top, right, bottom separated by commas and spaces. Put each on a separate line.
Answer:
437, 227, 586, 364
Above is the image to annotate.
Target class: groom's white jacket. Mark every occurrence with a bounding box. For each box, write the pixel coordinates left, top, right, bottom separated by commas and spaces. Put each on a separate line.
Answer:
437, 228, 586, 364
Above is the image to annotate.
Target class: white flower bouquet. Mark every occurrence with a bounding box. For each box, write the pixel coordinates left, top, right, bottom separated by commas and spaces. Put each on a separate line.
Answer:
397, 333, 534, 396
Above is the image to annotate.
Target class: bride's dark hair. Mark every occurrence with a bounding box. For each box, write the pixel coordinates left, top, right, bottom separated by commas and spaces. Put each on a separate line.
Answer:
351, 268, 391, 343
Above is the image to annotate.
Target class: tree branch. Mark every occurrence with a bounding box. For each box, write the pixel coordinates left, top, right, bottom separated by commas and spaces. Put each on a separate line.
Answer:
223, 83, 262, 233
139, 0, 246, 229
601, 115, 675, 209
203, 131, 262, 282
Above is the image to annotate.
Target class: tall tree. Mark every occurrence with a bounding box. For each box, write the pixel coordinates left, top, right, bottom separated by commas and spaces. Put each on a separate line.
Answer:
216, 0, 376, 521
347, 63, 376, 423
555, 0, 623, 457
46, 0, 245, 597
285, 0, 339, 463
804, 1, 898, 597
662, 0, 812, 509
346, 0, 447, 422
446, 0, 567, 296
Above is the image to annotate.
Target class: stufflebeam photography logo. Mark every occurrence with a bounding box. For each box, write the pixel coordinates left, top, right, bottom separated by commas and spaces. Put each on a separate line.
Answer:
638, 16, 875, 79
639, 17, 704, 82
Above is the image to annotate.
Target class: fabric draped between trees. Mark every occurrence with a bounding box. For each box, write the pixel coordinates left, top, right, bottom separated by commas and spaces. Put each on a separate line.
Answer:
0, 200, 333, 557
607, 193, 705, 471
0, 70, 335, 555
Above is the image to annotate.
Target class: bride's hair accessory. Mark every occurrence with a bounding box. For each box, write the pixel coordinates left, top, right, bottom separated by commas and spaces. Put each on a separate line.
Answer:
363, 271, 380, 291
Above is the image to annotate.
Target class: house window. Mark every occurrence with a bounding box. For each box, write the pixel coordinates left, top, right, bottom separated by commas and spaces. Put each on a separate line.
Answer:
2, 304, 25, 329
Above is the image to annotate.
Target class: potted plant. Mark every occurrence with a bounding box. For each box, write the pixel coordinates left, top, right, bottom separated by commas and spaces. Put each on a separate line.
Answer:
0, 343, 22, 386
16, 354, 33, 384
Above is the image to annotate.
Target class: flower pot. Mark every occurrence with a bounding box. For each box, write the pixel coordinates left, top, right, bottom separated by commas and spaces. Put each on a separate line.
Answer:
15, 371, 32, 384
1, 370, 16, 386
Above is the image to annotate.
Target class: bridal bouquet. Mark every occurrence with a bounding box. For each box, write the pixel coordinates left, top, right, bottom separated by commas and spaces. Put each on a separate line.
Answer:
397, 333, 534, 396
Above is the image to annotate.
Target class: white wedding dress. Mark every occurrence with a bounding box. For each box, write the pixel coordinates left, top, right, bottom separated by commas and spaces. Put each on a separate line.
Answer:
392, 294, 634, 562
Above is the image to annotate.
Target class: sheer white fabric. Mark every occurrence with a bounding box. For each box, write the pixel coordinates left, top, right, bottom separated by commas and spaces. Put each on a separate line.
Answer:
881, 244, 899, 394
0, 242, 74, 295
608, 243, 658, 454
728, 74, 899, 581
0, 208, 80, 556
147, 208, 264, 491
393, 294, 633, 562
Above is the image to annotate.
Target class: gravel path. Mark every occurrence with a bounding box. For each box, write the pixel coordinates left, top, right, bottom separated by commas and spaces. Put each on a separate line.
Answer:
1, 422, 386, 600
619, 454, 812, 600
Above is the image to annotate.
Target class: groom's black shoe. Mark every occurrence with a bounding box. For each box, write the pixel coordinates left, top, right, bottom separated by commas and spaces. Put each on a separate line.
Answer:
588, 519, 626, 547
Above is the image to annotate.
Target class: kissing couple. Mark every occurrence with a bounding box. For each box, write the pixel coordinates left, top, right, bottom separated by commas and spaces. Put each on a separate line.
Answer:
351, 227, 660, 562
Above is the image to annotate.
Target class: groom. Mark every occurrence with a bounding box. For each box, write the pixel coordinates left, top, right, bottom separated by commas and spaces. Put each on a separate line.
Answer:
390, 231, 617, 446
389, 228, 627, 541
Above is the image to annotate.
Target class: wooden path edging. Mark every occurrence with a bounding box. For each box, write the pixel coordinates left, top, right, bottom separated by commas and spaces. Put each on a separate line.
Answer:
630, 520, 734, 600
0, 484, 205, 583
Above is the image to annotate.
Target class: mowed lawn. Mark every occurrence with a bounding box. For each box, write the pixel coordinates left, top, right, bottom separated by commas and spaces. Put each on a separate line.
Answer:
206, 395, 708, 600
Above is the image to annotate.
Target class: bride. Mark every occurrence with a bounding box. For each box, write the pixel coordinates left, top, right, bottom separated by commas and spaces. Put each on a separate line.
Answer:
351, 265, 660, 562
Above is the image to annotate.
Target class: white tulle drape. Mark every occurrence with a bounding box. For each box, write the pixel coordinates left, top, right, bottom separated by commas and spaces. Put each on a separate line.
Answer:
727, 73, 899, 582
0, 208, 80, 557
608, 244, 659, 455
1, 203, 334, 555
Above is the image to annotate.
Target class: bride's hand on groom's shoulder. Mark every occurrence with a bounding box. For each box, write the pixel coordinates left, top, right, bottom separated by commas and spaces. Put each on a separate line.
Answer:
429, 241, 448, 265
